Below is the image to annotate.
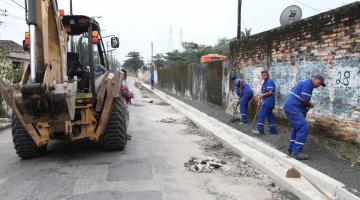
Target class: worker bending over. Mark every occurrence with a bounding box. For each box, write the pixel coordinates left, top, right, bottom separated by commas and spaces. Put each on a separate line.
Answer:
283, 74, 326, 160
232, 76, 253, 124
254, 70, 277, 135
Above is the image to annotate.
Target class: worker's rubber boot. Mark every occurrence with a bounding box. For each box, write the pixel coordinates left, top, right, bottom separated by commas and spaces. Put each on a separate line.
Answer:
266, 130, 278, 135
291, 153, 310, 160
287, 149, 292, 155
251, 130, 265, 136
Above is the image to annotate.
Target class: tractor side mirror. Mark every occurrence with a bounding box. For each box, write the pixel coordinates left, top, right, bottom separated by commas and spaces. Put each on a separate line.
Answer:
111, 37, 119, 48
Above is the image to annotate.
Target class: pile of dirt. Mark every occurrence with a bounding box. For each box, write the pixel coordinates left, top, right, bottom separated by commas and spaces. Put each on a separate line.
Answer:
179, 118, 208, 136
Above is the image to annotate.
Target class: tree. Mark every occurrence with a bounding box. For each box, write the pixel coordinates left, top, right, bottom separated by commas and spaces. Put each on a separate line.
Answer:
0, 48, 6, 64
157, 27, 252, 68
122, 51, 144, 74
0, 48, 22, 84
163, 50, 186, 68
212, 38, 233, 56
0, 48, 22, 117
241, 28, 252, 39
153, 53, 166, 69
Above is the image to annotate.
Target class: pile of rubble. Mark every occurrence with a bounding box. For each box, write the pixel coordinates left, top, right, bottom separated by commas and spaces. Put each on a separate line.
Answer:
180, 118, 207, 136
160, 117, 177, 123
184, 157, 226, 173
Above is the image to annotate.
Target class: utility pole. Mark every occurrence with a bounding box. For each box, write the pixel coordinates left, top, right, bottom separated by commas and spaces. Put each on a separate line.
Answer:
24, 0, 28, 21
106, 41, 111, 71
168, 26, 174, 52
237, 0, 242, 40
151, 41, 154, 64
70, 0, 73, 14
179, 28, 183, 52
70, 0, 75, 52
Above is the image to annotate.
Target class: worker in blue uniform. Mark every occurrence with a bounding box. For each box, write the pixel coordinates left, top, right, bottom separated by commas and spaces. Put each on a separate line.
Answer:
232, 76, 253, 124
253, 70, 277, 135
283, 74, 326, 160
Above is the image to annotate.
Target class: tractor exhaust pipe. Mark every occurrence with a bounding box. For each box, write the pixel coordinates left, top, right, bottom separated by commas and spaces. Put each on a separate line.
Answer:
27, 0, 37, 83
29, 25, 36, 83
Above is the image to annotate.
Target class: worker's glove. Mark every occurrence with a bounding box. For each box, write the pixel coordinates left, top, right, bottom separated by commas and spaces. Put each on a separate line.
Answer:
129, 92, 134, 98
309, 101, 315, 109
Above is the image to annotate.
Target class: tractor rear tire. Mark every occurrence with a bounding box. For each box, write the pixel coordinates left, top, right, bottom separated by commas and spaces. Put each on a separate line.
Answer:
100, 96, 127, 151
12, 113, 46, 159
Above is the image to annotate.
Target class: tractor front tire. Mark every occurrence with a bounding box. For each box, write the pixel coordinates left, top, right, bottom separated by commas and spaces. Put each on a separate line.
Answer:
12, 113, 46, 159
100, 97, 127, 151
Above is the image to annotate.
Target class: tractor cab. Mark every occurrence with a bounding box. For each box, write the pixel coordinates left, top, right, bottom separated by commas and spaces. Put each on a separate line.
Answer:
62, 15, 119, 94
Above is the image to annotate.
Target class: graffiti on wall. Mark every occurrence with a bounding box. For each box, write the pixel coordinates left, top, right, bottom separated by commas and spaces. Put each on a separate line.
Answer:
239, 58, 359, 119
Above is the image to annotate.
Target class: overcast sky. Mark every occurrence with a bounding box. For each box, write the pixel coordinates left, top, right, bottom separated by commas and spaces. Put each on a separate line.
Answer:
0, 0, 357, 63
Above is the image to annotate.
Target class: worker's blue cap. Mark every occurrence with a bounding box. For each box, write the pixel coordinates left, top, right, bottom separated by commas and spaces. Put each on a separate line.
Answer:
312, 74, 326, 87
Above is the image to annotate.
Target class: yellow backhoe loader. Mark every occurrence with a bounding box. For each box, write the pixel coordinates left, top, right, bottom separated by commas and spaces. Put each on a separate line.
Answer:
0, 0, 128, 159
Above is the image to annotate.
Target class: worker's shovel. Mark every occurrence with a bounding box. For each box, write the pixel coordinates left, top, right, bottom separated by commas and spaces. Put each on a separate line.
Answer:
229, 98, 240, 123
251, 99, 261, 131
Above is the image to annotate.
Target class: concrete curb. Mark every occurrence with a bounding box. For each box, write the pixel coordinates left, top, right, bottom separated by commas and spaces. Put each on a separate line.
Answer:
140, 83, 359, 200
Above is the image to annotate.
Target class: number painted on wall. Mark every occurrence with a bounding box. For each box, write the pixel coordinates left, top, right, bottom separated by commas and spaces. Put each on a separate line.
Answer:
335, 67, 359, 93
336, 71, 351, 86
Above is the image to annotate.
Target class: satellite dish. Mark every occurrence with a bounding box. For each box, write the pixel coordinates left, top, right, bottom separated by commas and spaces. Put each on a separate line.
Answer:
280, 5, 302, 26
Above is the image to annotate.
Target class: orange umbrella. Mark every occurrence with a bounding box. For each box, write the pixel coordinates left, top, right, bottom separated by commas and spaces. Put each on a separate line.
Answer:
200, 54, 227, 63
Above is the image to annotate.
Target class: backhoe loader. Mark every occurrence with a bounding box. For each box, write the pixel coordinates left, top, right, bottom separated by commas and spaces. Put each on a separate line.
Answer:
0, 0, 128, 159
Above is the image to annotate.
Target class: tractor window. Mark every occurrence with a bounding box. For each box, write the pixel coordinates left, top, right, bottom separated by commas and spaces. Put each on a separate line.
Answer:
93, 45, 101, 66
75, 35, 101, 67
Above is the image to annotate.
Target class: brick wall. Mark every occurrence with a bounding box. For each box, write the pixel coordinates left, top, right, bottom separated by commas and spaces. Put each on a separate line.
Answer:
230, 2, 360, 143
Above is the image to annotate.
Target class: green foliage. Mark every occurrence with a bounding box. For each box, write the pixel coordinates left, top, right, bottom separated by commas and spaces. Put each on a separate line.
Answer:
0, 48, 22, 84
1, 66, 22, 84
0, 48, 20, 117
241, 28, 252, 39
151, 28, 252, 69
0, 48, 6, 64
153, 53, 166, 69
122, 51, 144, 74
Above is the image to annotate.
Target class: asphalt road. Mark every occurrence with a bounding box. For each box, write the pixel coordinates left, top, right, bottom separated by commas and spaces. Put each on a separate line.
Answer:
0, 79, 297, 200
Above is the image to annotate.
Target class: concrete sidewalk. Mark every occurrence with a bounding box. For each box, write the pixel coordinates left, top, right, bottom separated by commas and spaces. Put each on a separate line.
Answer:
140, 82, 359, 200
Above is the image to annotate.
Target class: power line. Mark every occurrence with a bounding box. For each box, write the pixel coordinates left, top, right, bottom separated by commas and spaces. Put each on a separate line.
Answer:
1, 9, 25, 21
5, 9, 25, 20
9, 0, 25, 9
13, 0, 24, 6
0, 0, 24, 11
293, 0, 321, 13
